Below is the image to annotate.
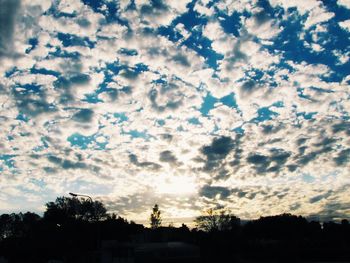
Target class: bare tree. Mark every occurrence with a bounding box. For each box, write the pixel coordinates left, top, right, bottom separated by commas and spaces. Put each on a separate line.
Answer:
195, 208, 240, 232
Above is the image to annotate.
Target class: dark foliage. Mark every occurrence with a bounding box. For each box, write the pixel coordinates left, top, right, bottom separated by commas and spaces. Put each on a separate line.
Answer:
44, 196, 107, 223
149, 204, 162, 229
1, 198, 350, 262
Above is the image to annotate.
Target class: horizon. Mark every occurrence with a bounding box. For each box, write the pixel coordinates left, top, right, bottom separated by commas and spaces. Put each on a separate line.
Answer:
1, 0, 350, 223
2, 198, 349, 227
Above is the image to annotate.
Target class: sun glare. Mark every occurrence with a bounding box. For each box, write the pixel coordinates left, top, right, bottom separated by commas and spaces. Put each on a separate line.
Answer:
155, 175, 198, 195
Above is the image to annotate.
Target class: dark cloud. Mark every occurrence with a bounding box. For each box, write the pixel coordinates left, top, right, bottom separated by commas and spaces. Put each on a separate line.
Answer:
76, 18, 91, 28
199, 185, 232, 199
62, 159, 88, 170
247, 153, 268, 165
246, 192, 257, 200
246, 148, 291, 174
297, 151, 318, 166
275, 191, 288, 199
47, 155, 61, 165
309, 191, 333, 204
57, 32, 95, 48
197, 135, 244, 179
201, 136, 234, 172
240, 80, 256, 95
296, 137, 308, 146
203, 136, 233, 156
334, 148, 350, 166
237, 190, 247, 198
172, 54, 190, 67
160, 133, 173, 142
287, 165, 298, 172
332, 121, 350, 136
69, 73, 90, 84
258, 138, 283, 147
310, 198, 350, 221
72, 108, 94, 122
100, 85, 132, 102
260, 188, 289, 201
215, 168, 230, 180
53, 73, 91, 104
103, 88, 119, 101
119, 68, 140, 80
290, 203, 301, 211
199, 185, 259, 201
140, 0, 169, 19
147, 45, 169, 57
246, 153, 270, 173
149, 88, 183, 112
12, 84, 56, 117
270, 148, 291, 164
298, 145, 307, 155
159, 150, 177, 163
313, 137, 337, 148
0, 0, 20, 57
129, 153, 161, 170
46, 155, 100, 172
293, 136, 337, 167
261, 123, 285, 134
43, 167, 57, 174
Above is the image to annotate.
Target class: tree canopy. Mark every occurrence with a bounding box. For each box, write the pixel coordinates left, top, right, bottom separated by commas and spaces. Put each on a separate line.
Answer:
150, 204, 162, 229
195, 208, 240, 232
44, 196, 107, 223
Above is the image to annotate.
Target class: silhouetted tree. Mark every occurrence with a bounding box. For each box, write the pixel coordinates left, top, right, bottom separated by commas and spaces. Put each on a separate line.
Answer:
341, 219, 349, 225
44, 196, 107, 223
180, 223, 190, 232
195, 208, 240, 232
150, 204, 162, 229
0, 212, 41, 242
243, 213, 310, 240
0, 214, 12, 240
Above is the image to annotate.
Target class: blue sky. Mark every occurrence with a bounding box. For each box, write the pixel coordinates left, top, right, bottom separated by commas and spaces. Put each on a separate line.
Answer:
0, 0, 349, 223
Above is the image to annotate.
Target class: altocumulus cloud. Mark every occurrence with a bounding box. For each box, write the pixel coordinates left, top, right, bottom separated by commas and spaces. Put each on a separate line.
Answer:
0, 0, 349, 222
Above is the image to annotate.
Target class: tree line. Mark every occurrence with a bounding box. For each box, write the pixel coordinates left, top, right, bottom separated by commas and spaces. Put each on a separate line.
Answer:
1, 196, 350, 262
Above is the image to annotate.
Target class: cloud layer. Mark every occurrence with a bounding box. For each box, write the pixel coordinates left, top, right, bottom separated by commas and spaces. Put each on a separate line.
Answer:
0, 0, 349, 222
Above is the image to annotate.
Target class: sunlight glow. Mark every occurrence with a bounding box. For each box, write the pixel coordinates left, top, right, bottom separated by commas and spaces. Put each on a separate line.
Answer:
155, 175, 198, 195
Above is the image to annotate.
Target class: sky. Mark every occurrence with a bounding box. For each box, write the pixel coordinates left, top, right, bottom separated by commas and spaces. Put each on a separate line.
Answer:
0, 0, 349, 224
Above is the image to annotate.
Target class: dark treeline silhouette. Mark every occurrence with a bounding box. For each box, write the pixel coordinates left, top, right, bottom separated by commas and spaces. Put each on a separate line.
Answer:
0, 197, 350, 263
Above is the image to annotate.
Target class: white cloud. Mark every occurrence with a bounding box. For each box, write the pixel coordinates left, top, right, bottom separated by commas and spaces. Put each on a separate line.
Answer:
338, 0, 350, 9
0, 0, 349, 221
339, 19, 350, 31
304, 5, 335, 29
270, 0, 335, 29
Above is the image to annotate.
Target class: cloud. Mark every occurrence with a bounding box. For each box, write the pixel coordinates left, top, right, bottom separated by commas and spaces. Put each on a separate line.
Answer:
72, 108, 94, 122
334, 148, 350, 166
129, 153, 162, 171
339, 19, 350, 32
244, 1, 282, 40
309, 191, 333, 204
0, 0, 349, 222
159, 150, 178, 164
270, 0, 335, 29
201, 136, 235, 171
338, 0, 350, 9
304, 4, 335, 29
0, 0, 21, 57
200, 185, 232, 199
